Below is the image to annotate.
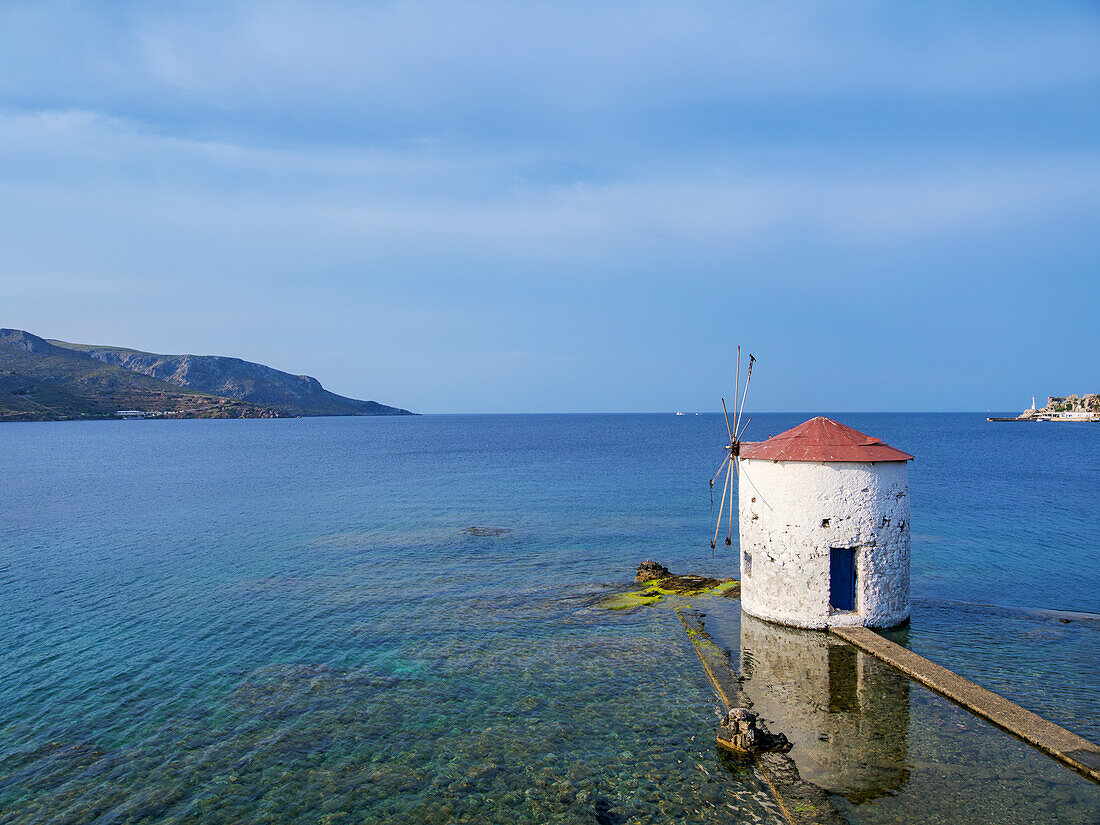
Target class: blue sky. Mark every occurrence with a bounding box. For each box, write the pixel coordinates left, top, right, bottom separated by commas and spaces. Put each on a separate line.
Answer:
1, 1, 1097, 413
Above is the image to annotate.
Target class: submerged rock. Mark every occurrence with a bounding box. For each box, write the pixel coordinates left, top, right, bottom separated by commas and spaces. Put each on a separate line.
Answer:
646, 575, 739, 597
462, 527, 513, 537
720, 581, 742, 599
635, 561, 671, 583
598, 573, 739, 611
599, 591, 664, 611
596, 563, 741, 611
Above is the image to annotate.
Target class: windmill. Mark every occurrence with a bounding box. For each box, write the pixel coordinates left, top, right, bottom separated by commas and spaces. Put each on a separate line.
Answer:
710, 347, 755, 550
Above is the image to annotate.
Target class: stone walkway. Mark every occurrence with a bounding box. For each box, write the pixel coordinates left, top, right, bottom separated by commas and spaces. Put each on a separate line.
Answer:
830, 625, 1100, 784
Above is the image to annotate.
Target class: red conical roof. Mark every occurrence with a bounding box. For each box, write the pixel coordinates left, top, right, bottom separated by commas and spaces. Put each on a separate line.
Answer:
739, 417, 913, 463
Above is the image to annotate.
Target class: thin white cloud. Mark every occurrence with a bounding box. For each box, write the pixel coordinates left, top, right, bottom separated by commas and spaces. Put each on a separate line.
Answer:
2, 106, 1095, 261
1, 2, 1098, 131
1, 3, 1097, 411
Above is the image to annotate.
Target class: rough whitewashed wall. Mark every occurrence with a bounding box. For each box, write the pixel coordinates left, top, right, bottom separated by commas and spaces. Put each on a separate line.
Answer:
737, 458, 910, 628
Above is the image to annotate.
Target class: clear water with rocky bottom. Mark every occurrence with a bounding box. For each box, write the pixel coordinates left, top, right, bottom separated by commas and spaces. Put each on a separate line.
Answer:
1, 414, 1096, 823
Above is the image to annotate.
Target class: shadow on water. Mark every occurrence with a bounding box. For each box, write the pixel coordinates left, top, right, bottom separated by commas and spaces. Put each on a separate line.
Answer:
592, 796, 628, 825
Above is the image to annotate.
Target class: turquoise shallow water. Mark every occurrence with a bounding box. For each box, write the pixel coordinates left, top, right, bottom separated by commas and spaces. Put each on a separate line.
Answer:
0, 414, 1097, 823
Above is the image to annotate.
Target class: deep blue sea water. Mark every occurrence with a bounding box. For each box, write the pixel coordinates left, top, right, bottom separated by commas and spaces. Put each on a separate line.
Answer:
0, 413, 1097, 824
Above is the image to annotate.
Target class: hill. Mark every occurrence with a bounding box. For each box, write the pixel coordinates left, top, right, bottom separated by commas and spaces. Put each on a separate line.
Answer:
1011, 394, 1100, 422
50, 340, 412, 417
0, 330, 276, 421
1, 329, 413, 421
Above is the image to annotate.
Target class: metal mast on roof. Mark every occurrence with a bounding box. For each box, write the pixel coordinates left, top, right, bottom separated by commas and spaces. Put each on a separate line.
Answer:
710, 347, 755, 550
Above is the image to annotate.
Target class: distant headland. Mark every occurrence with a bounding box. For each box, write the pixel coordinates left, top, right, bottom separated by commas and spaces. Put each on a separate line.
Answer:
0, 329, 414, 422
989, 394, 1099, 422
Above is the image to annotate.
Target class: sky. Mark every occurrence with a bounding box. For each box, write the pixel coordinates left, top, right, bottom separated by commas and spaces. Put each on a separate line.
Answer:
1, 1, 1098, 413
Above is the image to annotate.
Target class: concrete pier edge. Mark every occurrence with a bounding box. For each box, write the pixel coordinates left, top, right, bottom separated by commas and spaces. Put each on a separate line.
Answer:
829, 625, 1100, 784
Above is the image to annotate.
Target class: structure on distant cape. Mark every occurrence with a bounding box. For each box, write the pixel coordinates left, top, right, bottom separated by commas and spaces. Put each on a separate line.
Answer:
737, 417, 914, 630
989, 394, 1100, 422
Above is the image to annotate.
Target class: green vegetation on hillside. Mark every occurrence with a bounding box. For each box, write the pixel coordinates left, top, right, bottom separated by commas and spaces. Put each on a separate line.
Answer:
1, 329, 413, 421
48, 337, 412, 417
1, 330, 278, 421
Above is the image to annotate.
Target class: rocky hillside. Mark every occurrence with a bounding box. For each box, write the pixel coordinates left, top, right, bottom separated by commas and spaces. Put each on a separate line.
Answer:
1046, 394, 1099, 413
0, 330, 276, 421
1019, 394, 1099, 418
51, 341, 412, 417
1, 329, 412, 421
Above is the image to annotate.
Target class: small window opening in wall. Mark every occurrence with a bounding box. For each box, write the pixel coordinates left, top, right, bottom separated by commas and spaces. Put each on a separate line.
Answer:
821, 518, 831, 527
743, 550, 752, 577
830, 547, 857, 612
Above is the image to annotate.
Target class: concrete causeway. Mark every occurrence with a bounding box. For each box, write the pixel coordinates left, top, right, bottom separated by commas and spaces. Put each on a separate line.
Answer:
829, 625, 1100, 784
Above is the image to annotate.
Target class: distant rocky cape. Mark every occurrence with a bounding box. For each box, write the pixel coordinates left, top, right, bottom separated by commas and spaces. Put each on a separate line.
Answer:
1019, 394, 1099, 418
0, 329, 413, 422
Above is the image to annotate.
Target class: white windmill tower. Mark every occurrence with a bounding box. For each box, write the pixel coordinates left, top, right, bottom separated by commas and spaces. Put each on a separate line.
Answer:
708, 352, 914, 629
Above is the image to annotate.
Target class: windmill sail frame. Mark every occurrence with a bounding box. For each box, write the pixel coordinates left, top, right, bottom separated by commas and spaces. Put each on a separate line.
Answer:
710, 347, 756, 550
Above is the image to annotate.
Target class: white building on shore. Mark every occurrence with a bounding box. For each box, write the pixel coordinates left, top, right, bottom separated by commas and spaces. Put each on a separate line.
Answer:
737, 417, 914, 629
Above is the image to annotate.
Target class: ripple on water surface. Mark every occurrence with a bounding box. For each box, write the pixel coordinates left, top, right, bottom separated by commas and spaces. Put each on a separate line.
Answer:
702, 600, 1100, 825
0, 415, 1097, 824
0, 585, 785, 824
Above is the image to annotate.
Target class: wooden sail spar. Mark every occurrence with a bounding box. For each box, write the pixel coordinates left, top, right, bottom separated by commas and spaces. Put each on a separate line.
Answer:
710, 348, 755, 550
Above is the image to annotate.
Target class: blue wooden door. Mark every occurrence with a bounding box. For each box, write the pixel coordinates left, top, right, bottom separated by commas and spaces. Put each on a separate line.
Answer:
830, 548, 856, 611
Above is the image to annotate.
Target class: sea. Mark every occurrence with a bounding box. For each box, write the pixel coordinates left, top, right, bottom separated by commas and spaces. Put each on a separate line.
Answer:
0, 413, 1097, 824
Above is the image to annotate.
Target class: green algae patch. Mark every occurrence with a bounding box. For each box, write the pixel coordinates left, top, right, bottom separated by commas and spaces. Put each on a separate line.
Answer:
599, 590, 663, 610
711, 580, 741, 598
644, 576, 740, 598
598, 574, 739, 611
